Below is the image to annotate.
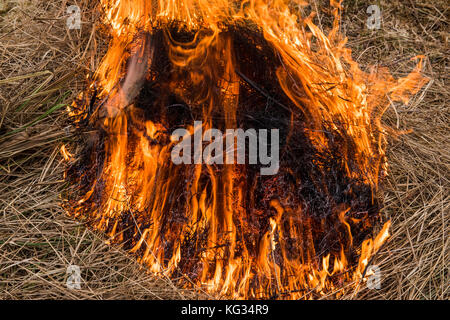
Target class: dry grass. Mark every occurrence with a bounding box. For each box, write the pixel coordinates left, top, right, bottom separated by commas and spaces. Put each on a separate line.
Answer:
337, 0, 449, 300
0, 0, 197, 299
0, 0, 448, 299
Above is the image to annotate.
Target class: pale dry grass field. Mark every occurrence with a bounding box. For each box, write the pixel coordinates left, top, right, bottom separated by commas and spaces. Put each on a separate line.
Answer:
0, 0, 448, 299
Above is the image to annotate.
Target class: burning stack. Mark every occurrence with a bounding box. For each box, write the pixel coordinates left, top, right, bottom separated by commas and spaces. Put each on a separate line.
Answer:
63, 0, 427, 299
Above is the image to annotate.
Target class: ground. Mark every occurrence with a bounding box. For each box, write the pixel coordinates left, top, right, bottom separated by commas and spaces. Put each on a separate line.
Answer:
0, 0, 448, 299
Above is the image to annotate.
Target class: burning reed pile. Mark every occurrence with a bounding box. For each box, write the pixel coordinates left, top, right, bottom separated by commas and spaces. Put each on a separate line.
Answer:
62, 0, 428, 299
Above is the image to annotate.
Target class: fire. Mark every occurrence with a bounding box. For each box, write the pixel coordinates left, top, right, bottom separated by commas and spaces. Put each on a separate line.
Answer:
64, 0, 428, 299
60, 144, 73, 162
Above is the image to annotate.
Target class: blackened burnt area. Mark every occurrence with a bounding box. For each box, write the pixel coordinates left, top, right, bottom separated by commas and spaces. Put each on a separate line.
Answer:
67, 24, 382, 284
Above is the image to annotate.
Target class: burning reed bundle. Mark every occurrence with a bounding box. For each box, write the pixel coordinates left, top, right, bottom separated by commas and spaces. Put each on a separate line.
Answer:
62, 0, 427, 299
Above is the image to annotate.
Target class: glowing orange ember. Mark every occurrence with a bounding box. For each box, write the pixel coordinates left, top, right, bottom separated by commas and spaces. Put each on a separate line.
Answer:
63, 0, 428, 299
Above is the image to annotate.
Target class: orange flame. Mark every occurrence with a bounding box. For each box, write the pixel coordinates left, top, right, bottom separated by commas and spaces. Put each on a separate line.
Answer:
65, 0, 427, 299
60, 144, 73, 161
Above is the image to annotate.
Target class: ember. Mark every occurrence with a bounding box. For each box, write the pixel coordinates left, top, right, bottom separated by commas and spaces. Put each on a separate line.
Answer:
63, 0, 427, 299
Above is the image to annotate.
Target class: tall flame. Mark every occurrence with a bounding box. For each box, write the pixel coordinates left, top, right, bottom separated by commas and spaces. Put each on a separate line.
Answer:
64, 0, 427, 299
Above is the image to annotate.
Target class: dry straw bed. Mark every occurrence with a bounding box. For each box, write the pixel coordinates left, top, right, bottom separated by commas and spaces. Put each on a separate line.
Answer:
0, 0, 448, 299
